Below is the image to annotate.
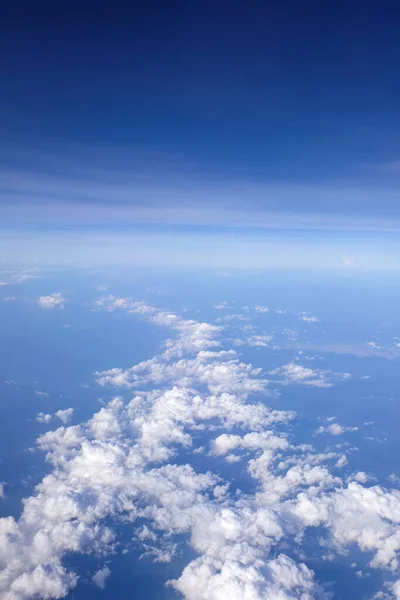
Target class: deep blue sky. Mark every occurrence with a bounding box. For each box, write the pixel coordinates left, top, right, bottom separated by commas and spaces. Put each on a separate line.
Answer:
2, 0, 400, 173
1, 1, 400, 267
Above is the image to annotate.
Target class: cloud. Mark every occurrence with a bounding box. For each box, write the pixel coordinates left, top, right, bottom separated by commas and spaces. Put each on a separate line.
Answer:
254, 305, 269, 313
233, 334, 273, 347
300, 315, 320, 323
3, 150, 400, 239
216, 313, 250, 323
315, 423, 358, 436
36, 410, 74, 426
55, 409, 74, 425
0, 297, 399, 599
367, 341, 381, 349
11, 273, 41, 284
92, 566, 111, 590
36, 413, 52, 424
37, 293, 65, 309
351, 471, 374, 484
270, 363, 351, 388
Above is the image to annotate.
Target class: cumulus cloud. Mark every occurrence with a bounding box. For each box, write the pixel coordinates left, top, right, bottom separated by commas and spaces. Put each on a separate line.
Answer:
0, 296, 398, 600
213, 302, 232, 310
351, 471, 374, 484
367, 341, 381, 349
270, 363, 351, 388
315, 422, 358, 436
300, 315, 320, 323
55, 408, 74, 424
216, 313, 250, 323
36, 412, 52, 424
38, 293, 65, 309
92, 566, 111, 590
233, 334, 273, 347
254, 305, 269, 313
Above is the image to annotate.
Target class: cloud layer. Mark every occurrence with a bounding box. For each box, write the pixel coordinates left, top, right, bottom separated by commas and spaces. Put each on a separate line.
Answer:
1, 297, 399, 599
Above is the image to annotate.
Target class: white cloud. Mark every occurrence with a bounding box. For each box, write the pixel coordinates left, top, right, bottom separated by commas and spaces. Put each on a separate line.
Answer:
300, 315, 320, 323
393, 580, 400, 599
38, 293, 65, 309
0, 484, 5, 499
270, 363, 351, 388
214, 302, 232, 310
351, 471, 373, 484
55, 408, 74, 425
254, 305, 269, 313
216, 313, 250, 323
355, 569, 370, 578
335, 454, 348, 468
2, 296, 27, 303
367, 341, 381, 349
36, 413, 52, 424
291, 482, 400, 571
234, 334, 273, 347
92, 566, 111, 590
0, 296, 398, 600
315, 423, 358, 436
11, 272, 41, 284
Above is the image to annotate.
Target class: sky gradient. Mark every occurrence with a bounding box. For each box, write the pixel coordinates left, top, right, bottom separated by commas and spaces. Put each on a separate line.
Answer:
1, 0, 400, 268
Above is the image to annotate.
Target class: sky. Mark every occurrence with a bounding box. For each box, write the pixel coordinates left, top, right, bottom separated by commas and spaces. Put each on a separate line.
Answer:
1, 0, 400, 267
3, 5, 400, 597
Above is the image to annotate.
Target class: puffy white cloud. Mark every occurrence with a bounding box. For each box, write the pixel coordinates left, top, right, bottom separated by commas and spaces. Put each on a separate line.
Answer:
170, 553, 324, 600
210, 431, 288, 457
92, 566, 111, 590
270, 363, 351, 388
216, 314, 250, 323
300, 315, 320, 323
36, 413, 52, 424
37, 293, 65, 309
335, 454, 348, 468
367, 341, 381, 349
1, 295, 398, 599
214, 302, 232, 310
97, 296, 221, 359
55, 408, 74, 425
315, 422, 358, 436
234, 334, 273, 347
351, 471, 373, 484
393, 580, 400, 599
291, 482, 400, 572
254, 305, 269, 313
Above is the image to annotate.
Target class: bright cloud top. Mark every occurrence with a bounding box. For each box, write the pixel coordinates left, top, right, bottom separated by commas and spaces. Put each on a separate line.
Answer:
0, 296, 399, 599
37, 293, 65, 310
